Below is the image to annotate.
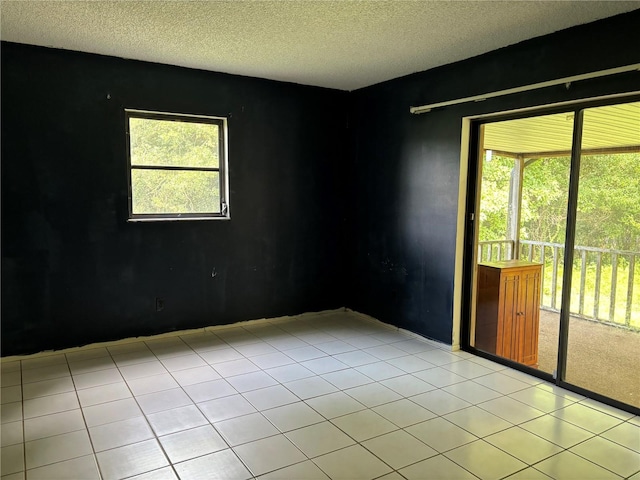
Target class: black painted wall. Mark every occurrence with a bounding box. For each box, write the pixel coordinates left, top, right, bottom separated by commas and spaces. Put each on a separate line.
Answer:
3, 10, 640, 356
1, 43, 350, 355
348, 10, 640, 344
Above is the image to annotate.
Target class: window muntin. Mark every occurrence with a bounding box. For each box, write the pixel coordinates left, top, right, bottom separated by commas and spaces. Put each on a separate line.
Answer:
126, 110, 228, 220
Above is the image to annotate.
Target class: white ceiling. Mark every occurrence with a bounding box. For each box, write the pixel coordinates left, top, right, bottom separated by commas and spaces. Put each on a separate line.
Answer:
1, 1, 638, 91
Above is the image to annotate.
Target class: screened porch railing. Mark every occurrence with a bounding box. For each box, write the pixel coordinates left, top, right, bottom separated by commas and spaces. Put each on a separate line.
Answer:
478, 240, 639, 330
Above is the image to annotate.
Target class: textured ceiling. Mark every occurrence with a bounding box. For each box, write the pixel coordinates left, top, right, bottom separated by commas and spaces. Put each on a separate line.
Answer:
1, 1, 639, 91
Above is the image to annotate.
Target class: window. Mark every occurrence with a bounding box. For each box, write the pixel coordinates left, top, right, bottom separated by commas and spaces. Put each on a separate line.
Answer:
125, 110, 229, 220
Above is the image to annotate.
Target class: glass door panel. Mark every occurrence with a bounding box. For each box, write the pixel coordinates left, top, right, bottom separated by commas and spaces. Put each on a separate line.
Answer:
565, 102, 640, 407
473, 113, 573, 373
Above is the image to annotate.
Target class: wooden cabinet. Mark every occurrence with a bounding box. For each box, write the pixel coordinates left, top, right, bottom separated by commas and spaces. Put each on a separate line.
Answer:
475, 260, 541, 366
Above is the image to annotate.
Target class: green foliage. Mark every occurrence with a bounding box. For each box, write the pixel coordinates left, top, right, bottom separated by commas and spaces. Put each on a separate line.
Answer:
129, 117, 221, 215
131, 170, 220, 214
477, 155, 513, 242
479, 152, 640, 251
130, 118, 219, 168
478, 153, 571, 244
520, 156, 570, 244
575, 153, 640, 252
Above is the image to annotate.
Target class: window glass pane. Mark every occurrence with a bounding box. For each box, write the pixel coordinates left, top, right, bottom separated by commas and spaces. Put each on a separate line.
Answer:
477, 154, 514, 246
474, 112, 574, 375
131, 170, 220, 214
565, 102, 640, 408
129, 117, 219, 168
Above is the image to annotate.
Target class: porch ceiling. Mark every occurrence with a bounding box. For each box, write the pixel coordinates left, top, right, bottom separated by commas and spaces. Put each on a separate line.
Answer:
483, 101, 640, 157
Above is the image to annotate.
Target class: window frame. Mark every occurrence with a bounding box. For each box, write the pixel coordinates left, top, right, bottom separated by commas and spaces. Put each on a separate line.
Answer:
125, 109, 230, 222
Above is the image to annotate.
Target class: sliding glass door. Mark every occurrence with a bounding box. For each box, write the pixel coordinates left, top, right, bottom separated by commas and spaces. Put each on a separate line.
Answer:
472, 112, 573, 375
564, 102, 640, 408
468, 98, 640, 411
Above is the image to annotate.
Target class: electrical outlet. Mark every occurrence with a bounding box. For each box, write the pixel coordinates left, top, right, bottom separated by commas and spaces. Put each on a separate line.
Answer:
156, 298, 164, 312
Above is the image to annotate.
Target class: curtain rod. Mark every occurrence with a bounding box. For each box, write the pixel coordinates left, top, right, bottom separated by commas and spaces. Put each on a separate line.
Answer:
409, 64, 640, 114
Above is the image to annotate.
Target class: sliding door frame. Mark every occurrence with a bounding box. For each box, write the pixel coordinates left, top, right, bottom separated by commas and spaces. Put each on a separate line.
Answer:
460, 94, 640, 415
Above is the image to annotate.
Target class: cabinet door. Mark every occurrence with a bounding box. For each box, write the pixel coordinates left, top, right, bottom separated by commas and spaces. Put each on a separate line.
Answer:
497, 272, 519, 359
517, 269, 541, 366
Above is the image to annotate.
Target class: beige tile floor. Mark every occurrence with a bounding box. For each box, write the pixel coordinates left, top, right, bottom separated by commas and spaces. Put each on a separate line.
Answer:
1, 310, 639, 480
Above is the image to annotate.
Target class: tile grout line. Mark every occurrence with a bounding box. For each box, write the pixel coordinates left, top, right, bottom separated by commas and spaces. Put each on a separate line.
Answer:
5, 313, 639, 480
67, 343, 176, 479
131, 336, 211, 480
66, 351, 105, 480
150, 333, 262, 479
189, 321, 332, 479
149, 336, 629, 480
10, 362, 628, 478
183, 325, 424, 478
233, 331, 482, 478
